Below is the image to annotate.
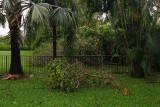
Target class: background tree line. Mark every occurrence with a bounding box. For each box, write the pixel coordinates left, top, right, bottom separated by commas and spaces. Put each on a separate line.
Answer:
0, 0, 160, 78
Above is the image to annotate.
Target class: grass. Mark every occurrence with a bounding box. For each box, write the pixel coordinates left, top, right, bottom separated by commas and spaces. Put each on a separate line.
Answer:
0, 51, 33, 56
0, 51, 33, 73
0, 74, 160, 107
1, 51, 159, 106
0, 51, 159, 106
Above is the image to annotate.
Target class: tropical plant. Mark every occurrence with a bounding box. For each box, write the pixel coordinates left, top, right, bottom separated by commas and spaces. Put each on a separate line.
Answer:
25, 0, 77, 58
84, 0, 160, 77
110, 0, 160, 77
0, 0, 77, 75
46, 58, 84, 92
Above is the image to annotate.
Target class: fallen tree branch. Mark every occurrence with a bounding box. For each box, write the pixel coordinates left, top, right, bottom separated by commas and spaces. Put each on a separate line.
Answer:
84, 72, 129, 96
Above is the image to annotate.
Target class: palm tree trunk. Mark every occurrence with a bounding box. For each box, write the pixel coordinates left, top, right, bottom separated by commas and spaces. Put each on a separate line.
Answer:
52, 0, 57, 59
43, 0, 57, 59
8, 0, 23, 74
52, 25, 57, 59
9, 30, 23, 74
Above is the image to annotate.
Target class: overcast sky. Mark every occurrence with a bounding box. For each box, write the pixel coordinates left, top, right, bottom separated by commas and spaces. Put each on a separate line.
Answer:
0, 21, 25, 36
0, 23, 9, 36
0, 1, 28, 36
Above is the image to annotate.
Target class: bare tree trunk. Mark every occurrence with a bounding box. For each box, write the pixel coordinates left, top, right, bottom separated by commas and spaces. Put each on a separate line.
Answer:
9, 30, 23, 74
8, 0, 23, 74
52, 25, 57, 59
52, 0, 57, 59
43, 0, 57, 59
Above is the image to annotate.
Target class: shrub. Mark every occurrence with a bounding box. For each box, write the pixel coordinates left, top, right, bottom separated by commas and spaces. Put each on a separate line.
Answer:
0, 36, 10, 50
45, 58, 126, 94
77, 23, 115, 55
77, 26, 104, 55
0, 42, 10, 50
46, 58, 85, 92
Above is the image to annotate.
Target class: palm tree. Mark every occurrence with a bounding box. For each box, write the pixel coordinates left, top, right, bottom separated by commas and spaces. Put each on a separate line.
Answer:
0, 0, 76, 75
0, 0, 50, 75
110, 0, 160, 77
25, 0, 77, 58
44, 0, 57, 59
83, 0, 160, 77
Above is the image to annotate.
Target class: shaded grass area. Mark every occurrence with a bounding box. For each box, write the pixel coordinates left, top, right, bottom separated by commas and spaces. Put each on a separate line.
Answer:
0, 74, 160, 107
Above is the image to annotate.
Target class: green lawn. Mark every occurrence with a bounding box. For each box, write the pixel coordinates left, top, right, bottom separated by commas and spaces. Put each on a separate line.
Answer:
0, 51, 33, 56
0, 51, 33, 73
0, 74, 160, 107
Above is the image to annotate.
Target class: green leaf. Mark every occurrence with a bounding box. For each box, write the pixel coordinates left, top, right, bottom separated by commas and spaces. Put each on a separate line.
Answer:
51, 7, 77, 28
30, 3, 50, 26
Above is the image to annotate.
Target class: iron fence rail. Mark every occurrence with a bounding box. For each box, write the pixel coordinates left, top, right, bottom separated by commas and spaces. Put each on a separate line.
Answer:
0, 55, 130, 74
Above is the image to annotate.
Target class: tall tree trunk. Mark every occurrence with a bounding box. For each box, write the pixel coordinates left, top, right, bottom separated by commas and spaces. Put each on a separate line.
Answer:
8, 0, 23, 74
52, 25, 57, 59
52, 0, 57, 59
43, 0, 57, 59
9, 30, 23, 74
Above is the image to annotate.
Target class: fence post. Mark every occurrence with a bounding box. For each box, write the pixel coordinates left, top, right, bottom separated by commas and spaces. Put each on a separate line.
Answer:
6, 56, 8, 73
27, 56, 31, 74
116, 63, 118, 74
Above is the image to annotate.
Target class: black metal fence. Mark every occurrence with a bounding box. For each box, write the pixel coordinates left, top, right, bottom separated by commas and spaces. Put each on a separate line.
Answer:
0, 55, 130, 74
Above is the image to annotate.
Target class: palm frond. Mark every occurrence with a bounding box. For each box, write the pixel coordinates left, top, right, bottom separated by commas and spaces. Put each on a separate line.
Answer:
51, 7, 77, 28
30, 3, 50, 26
2, 0, 14, 12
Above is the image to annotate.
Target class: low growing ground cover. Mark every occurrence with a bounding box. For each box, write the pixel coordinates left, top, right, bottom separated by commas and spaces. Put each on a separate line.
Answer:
0, 74, 160, 107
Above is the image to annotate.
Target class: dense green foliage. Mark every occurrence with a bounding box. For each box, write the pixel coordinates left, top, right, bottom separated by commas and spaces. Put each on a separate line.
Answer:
0, 0, 160, 77
0, 36, 31, 51
45, 58, 130, 93
83, 0, 160, 77
0, 36, 10, 50
110, 0, 160, 77
46, 58, 85, 92
77, 23, 115, 55
32, 22, 116, 56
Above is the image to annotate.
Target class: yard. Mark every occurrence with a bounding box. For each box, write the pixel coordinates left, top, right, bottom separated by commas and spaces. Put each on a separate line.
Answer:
0, 51, 160, 107
0, 74, 160, 107
1, 0, 160, 106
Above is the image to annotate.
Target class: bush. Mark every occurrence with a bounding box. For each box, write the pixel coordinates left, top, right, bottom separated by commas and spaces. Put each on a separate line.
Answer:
77, 26, 103, 55
45, 58, 125, 94
77, 23, 115, 55
46, 58, 85, 92
0, 36, 10, 50
0, 42, 10, 50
